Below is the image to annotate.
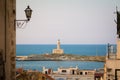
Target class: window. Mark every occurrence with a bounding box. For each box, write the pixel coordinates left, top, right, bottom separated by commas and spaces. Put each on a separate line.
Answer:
45, 71, 47, 74
72, 70, 75, 75
80, 72, 83, 75
62, 70, 66, 73
85, 72, 87, 75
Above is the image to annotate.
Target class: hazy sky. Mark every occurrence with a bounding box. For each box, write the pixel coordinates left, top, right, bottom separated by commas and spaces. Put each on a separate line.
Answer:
16, 0, 120, 44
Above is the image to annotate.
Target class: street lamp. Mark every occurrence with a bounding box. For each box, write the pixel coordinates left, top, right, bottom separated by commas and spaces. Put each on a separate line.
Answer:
15, 5, 32, 28
24, 5, 32, 21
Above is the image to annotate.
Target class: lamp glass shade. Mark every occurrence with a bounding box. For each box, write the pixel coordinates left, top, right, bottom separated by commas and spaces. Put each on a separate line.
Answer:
24, 6, 32, 21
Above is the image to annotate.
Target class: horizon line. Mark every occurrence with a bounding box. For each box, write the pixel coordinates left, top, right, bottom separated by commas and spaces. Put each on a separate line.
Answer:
16, 43, 116, 45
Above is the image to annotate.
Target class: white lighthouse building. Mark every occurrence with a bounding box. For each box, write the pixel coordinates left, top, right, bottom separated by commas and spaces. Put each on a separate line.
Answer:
52, 40, 64, 54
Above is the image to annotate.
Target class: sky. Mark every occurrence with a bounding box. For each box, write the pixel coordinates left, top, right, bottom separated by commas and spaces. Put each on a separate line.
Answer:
16, 0, 120, 44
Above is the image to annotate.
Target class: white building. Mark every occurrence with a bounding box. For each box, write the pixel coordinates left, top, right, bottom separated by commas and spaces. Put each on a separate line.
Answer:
43, 66, 95, 80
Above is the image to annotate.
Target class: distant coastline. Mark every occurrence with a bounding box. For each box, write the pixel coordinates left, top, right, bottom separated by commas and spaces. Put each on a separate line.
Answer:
16, 54, 105, 62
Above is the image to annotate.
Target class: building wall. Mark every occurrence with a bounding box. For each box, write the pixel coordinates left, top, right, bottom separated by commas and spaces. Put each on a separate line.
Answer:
52, 49, 64, 54
106, 60, 120, 69
51, 74, 95, 80
104, 58, 120, 80
117, 39, 120, 59
47, 67, 95, 80
106, 59, 120, 79
0, 0, 16, 80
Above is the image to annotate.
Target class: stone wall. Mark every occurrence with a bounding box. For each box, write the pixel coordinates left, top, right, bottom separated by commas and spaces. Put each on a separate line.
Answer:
0, 0, 16, 80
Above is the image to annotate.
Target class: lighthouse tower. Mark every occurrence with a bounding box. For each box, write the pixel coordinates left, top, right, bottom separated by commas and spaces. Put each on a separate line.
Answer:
52, 40, 64, 54
57, 39, 61, 49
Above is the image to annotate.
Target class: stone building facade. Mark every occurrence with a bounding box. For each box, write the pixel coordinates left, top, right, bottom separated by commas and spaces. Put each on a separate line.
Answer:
0, 0, 16, 80
104, 42, 120, 80
104, 9, 120, 80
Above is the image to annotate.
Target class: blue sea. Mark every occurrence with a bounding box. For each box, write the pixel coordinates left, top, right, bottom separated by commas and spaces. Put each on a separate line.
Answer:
16, 44, 114, 56
16, 44, 116, 71
16, 61, 104, 71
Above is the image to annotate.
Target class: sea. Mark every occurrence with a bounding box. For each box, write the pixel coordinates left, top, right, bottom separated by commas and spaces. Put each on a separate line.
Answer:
16, 44, 116, 71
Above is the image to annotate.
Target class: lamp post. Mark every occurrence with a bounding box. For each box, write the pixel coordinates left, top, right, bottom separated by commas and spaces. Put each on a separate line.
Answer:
15, 5, 32, 28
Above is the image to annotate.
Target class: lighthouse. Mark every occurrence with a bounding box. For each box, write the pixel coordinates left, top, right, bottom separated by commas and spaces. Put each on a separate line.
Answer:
57, 39, 61, 49
52, 40, 64, 54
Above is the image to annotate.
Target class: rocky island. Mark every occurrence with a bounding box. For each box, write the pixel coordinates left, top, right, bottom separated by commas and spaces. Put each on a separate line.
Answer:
16, 54, 105, 62
16, 40, 105, 62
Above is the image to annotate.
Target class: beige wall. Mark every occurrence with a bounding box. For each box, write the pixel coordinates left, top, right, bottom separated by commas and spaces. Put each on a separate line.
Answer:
104, 59, 120, 80
117, 39, 120, 59
0, 0, 16, 80
106, 60, 120, 69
